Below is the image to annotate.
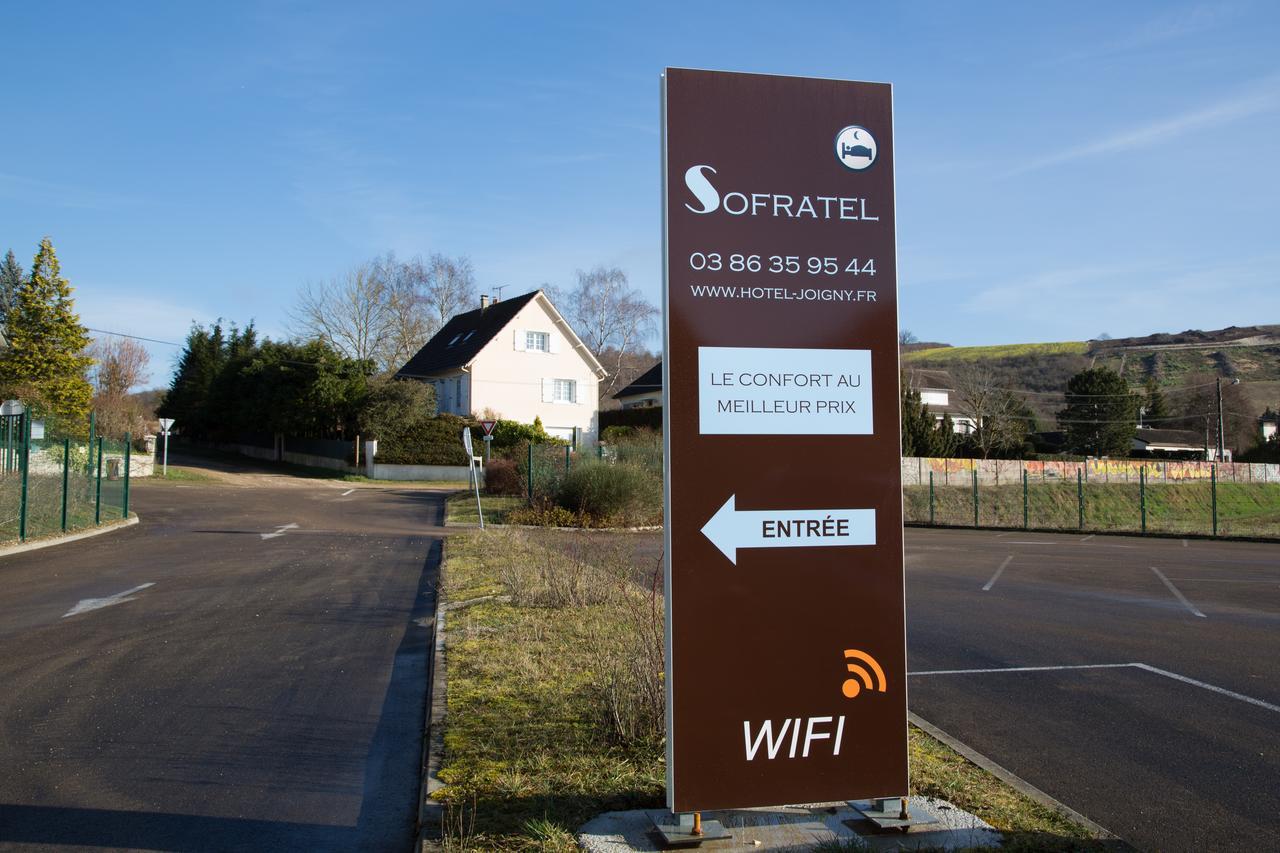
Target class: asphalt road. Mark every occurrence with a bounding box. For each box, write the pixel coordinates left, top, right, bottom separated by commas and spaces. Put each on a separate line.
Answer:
0, 465, 445, 852
905, 527, 1279, 852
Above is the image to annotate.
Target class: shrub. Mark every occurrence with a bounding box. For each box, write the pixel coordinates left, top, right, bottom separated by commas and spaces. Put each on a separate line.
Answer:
506, 500, 579, 528
376, 413, 474, 465
555, 461, 660, 525
483, 457, 523, 496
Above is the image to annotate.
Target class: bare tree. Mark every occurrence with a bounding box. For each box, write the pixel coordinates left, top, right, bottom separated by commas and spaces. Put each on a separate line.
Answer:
898, 329, 919, 347
951, 365, 1029, 458
372, 253, 435, 370
423, 253, 477, 330
89, 336, 151, 440
291, 262, 391, 367
563, 266, 659, 397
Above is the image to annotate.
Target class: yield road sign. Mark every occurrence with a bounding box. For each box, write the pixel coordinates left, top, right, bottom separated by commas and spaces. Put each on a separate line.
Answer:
480, 419, 497, 436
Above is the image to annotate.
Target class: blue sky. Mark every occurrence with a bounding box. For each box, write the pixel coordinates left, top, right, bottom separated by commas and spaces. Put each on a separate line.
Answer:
3, 2, 1278, 385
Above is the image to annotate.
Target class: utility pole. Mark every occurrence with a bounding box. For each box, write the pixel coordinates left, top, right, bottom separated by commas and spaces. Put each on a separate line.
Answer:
1216, 377, 1240, 462
1216, 377, 1225, 462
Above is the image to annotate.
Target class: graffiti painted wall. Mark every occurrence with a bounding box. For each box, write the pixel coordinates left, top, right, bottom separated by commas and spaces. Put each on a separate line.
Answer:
901, 457, 1280, 486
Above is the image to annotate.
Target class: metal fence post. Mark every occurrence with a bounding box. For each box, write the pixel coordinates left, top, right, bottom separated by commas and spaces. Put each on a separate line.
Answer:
1077, 468, 1084, 530
1022, 468, 1029, 529
1211, 465, 1218, 537
928, 471, 935, 525
123, 432, 131, 518
526, 443, 534, 503
597, 444, 604, 460
61, 438, 70, 532
1140, 466, 1146, 534
565, 444, 571, 476
18, 414, 29, 542
95, 437, 104, 525
87, 411, 96, 476
972, 468, 979, 528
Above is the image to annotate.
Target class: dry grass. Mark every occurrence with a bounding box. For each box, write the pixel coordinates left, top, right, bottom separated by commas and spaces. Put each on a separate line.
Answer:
436, 529, 1112, 851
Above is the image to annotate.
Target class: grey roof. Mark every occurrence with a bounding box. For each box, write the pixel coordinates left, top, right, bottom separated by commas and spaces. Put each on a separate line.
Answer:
613, 361, 662, 399
1132, 428, 1206, 448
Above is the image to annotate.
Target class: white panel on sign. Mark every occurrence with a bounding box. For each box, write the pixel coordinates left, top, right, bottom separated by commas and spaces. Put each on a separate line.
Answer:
698, 346, 873, 435
462, 428, 474, 456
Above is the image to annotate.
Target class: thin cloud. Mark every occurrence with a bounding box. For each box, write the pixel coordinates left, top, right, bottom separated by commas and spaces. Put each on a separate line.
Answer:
1005, 74, 1280, 176
1054, 2, 1242, 64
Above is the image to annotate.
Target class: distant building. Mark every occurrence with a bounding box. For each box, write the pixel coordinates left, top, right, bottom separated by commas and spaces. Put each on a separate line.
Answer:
916, 388, 976, 435
612, 362, 662, 409
1131, 426, 1209, 459
1261, 408, 1279, 442
395, 290, 607, 445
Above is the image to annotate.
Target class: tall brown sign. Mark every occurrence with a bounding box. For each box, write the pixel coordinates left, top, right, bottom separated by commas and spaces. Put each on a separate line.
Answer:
661, 68, 906, 811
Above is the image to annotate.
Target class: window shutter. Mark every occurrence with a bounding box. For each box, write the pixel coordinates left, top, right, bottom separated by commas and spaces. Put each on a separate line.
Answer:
514, 329, 526, 351
569, 380, 577, 404
549, 333, 561, 354
542, 378, 554, 403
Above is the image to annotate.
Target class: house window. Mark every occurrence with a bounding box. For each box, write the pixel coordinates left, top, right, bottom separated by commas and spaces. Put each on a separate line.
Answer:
553, 378, 577, 403
526, 331, 550, 352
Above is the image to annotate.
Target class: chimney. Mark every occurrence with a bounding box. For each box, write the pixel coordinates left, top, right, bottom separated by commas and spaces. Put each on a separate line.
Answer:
480, 294, 490, 310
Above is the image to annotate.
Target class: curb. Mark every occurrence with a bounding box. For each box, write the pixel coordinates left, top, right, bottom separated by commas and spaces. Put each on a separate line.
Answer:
417, 540, 449, 852
0, 516, 139, 559
908, 712, 1126, 844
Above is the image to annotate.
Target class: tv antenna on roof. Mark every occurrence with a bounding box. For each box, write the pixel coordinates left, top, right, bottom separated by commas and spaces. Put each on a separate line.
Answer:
493, 285, 509, 302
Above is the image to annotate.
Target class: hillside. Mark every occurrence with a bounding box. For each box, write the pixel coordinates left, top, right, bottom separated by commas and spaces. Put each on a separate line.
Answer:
904, 325, 1280, 441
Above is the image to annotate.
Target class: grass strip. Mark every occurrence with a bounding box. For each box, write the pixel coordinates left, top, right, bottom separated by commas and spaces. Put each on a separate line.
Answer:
435, 529, 1111, 851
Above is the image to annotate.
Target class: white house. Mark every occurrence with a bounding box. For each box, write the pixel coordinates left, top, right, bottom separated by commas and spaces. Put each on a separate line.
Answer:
916, 387, 977, 435
396, 290, 608, 444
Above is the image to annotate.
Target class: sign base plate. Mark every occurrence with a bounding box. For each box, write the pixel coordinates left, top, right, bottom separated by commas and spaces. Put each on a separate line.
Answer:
649, 811, 732, 848
847, 798, 941, 832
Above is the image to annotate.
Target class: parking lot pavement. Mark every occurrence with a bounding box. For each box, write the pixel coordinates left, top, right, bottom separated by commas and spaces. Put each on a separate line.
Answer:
905, 528, 1280, 851
0, 477, 446, 852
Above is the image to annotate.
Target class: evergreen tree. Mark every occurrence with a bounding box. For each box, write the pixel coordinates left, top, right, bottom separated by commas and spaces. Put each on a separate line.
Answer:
0, 238, 93, 423
1057, 368, 1138, 456
1142, 377, 1168, 426
158, 323, 227, 439
0, 249, 24, 328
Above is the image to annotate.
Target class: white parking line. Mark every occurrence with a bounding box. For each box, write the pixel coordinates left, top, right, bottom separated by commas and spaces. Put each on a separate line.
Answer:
340, 489, 355, 496
911, 663, 1133, 676
909, 662, 1280, 715
64, 583, 155, 618
1182, 539, 1189, 548
1151, 566, 1206, 618
982, 556, 1014, 591
261, 522, 299, 540
1080, 534, 1095, 542
1166, 578, 1277, 583
1004, 541, 1057, 546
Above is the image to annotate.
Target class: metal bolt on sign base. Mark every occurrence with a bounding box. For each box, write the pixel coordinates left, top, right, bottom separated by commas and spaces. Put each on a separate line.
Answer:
848, 796, 940, 834
650, 811, 730, 848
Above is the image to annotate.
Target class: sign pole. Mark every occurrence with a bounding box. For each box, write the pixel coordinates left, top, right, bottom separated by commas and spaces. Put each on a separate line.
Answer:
462, 427, 484, 530
660, 68, 909, 822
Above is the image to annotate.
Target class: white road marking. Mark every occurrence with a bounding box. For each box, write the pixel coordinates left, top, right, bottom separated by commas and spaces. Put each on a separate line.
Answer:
340, 489, 354, 496
261, 522, 299, 540
1080, 534, 1095, 542
1151, 566, 1206, 618
1004, 541, 1056, 546
982, 556, 1014, 591
1130, 663, 1280, 714
910, 663, 1134, 676
1182, 539, 1189, 548
64, 583, 155, 618
909, 662, 1280, 715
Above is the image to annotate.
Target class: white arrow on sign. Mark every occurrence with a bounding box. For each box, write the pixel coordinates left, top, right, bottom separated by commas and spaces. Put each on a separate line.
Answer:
700, 494, 876, 565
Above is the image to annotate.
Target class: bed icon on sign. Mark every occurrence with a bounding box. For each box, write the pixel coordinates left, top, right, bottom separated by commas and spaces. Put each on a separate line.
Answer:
835, 126, 877, 171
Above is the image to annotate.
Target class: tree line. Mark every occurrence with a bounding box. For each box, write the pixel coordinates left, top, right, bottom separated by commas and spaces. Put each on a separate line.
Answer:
901, 363, 1272, 460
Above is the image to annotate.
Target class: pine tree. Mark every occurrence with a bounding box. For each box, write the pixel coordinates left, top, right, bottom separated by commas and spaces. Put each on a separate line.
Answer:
1142, 377, 1168, 426
1057, 368, 1138, 456
0, 249, 24, 327
0, 238, 93, 423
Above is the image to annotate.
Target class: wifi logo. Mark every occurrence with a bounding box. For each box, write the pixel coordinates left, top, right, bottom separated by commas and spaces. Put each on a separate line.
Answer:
841, 649, 887, 698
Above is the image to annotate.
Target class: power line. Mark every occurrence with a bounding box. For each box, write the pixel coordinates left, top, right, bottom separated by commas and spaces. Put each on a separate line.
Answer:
87, 328, 183, 347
